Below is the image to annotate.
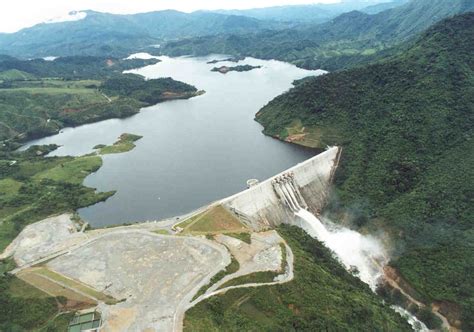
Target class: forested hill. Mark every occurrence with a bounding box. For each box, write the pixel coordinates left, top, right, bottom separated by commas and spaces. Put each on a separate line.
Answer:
0, 10, 287, 58
210, 0, 407, 23
162, 0, 474, 71
256, 13, 474, 330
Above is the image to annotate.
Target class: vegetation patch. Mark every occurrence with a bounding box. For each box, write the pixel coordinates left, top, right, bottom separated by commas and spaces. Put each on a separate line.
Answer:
192, 256, 240, 301
96, 133, 143, 155
17, 269, 97, 305
226, 232, 251, 244
177, 205, 248, 235
0, 258, 73, 332
280, 119, 341, 148
29, 267, 117, 304
184, 225, 411, 331
0, 145, 114, 252
218, 270, 279, 289
102, 73, 199, 105
153, 229, 170, 235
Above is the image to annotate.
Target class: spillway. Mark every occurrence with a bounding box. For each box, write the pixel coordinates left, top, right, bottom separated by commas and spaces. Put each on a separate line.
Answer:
218, 145, 423, 328
274, 175, 385, 289
220, 146, 341, 230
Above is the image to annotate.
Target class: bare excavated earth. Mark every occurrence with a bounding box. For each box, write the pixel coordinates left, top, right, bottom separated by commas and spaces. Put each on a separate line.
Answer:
46, 230, 230, 331
2, 210, 294, 331
215, 231, 283, 278
0, 213, 87, 266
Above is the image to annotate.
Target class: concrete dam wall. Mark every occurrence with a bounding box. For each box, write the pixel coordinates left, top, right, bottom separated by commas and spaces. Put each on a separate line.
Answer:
220, 146, 341, 230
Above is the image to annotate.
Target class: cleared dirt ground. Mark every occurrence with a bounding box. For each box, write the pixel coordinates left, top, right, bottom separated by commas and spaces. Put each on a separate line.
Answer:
46, 230, 229, 331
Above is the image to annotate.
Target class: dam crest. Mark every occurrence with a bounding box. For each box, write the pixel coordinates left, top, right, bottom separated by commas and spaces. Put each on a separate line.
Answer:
220, 146, 341, 230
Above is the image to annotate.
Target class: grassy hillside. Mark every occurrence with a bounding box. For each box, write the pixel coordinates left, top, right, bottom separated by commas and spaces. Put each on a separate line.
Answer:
0, 56, 198, 144
163, 0, 474, 70
0, 145, 115, 251
185, 225, 411, 331
255, 13, 474, 329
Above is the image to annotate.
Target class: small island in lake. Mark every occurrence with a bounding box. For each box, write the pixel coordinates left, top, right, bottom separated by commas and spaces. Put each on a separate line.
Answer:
211, 65, 262, 74
94, 133, 143, 155
206, 56, 245, 64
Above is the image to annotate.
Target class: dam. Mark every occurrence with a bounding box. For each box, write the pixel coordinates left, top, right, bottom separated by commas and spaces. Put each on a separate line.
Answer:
220, 146, 341, 230
219, 146, 389, 290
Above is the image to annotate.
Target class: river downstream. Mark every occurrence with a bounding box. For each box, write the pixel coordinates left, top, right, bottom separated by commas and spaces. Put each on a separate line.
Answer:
23, 55, 324, 227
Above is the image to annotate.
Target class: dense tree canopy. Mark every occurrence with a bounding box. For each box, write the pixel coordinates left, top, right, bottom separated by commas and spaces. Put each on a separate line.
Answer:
256, 13, 474, 329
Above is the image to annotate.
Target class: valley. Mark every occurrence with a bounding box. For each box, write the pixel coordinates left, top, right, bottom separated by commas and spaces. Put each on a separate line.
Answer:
0, 1, 472, 331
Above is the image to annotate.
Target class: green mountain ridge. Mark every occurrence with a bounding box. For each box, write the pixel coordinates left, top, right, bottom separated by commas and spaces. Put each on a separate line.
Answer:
0, 10, 288, 58
255, 12, 474, 330
162, 0, 474, 71
210, 0, 406, 23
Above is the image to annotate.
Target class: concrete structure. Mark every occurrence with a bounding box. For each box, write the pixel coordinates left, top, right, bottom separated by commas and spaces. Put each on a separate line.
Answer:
221, 146, 341, 229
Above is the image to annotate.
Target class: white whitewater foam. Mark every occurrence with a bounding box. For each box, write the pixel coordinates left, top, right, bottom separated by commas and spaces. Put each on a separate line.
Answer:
392, 306, 429, 332
295, 209, 386, 289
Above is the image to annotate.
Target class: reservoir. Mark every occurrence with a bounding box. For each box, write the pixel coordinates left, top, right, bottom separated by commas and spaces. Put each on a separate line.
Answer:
23, 55, 325, 227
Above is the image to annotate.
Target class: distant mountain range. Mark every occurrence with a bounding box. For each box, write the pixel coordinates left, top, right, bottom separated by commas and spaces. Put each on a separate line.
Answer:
162, 0, 474, 70
0, 10, 288, 58
0, 0, 407, 59
210, 0, 407, 23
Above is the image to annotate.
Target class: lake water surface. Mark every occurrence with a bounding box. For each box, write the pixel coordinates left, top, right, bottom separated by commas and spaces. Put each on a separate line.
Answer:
23, 55, 325, 226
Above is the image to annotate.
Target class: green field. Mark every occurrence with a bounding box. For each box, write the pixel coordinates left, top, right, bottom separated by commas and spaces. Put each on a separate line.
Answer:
34, 156, 102, 184
177, 205, 249, 235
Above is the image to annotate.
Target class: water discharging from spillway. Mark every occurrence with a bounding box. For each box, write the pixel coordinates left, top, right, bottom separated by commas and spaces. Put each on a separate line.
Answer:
272, 172, 386, 289
295, 209, 385, 289
273, 173, 429, 331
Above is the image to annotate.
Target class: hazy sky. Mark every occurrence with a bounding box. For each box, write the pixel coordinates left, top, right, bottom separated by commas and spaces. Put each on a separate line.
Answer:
0, 0, 340, 33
